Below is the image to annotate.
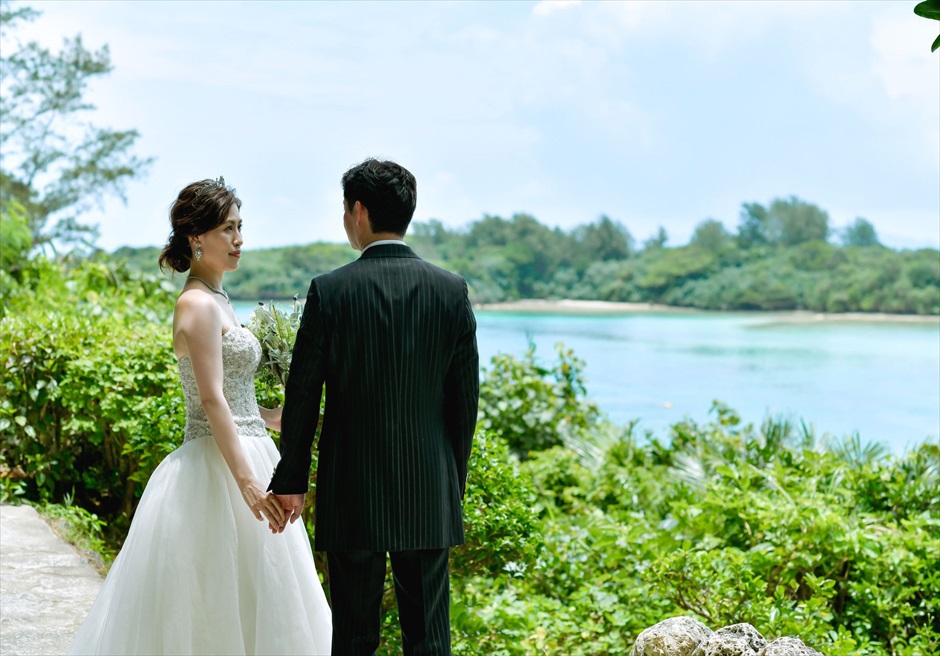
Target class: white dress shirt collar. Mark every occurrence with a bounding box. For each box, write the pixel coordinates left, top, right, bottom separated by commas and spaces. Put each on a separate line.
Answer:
361, 239, 407, 253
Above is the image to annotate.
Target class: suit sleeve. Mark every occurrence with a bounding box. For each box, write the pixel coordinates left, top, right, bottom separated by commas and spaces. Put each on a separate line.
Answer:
268, 279, 327, 494
443, 280, 480, 499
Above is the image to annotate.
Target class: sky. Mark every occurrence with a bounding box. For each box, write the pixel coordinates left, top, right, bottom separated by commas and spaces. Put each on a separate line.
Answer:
7, 0, 940, 252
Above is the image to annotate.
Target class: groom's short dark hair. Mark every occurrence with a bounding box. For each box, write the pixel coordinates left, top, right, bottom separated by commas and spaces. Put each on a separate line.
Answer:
342, 159, 417, 236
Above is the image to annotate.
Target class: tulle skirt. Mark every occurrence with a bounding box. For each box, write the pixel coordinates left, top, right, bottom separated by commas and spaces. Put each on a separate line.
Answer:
67, 432, 332, 656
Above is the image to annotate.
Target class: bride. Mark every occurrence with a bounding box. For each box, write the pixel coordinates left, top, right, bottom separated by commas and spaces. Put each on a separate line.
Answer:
67, 177, 331, 655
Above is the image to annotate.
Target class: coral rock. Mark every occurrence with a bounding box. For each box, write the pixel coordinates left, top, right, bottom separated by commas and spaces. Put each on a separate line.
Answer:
630, 616, 713, 656
756, 637, 824, 656
690, 623, 768, 656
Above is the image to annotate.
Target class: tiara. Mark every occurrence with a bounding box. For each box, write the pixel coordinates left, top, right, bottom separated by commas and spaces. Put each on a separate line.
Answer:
194, 176, 227, 197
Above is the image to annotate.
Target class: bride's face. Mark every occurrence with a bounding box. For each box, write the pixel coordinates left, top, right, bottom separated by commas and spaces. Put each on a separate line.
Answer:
194, 205, 243, 272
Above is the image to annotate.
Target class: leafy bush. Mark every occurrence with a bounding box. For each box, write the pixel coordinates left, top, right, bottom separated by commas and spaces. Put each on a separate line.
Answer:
37, 494, 115, 573
456, 430, 540, 580
0, 256, 181, 522
0, 200, 33, 294
461, 393, 940, 655
478, 342, 605, 460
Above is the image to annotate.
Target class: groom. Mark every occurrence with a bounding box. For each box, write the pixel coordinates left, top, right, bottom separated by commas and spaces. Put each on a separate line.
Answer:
269, 158, 479, 656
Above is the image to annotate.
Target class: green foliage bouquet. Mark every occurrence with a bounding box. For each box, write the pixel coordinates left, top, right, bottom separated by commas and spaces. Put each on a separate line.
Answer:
247, 297, 303, 391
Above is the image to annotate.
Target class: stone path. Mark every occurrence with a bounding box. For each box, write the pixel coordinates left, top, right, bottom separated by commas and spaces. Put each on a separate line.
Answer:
0, 505, 102, 656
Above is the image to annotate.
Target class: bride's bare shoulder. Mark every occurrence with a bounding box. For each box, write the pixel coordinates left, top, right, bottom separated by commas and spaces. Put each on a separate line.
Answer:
174, 290, 222, 333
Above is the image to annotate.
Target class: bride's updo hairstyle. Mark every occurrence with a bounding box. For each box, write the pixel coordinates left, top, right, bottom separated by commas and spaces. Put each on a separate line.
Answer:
158, 177, 241, 273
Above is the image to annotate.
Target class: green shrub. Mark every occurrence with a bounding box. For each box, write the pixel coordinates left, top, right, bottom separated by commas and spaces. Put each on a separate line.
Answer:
467, 390, 939, 655
37, 494, 116, 573
0, 257, 181, 520
478, 342, 604, 459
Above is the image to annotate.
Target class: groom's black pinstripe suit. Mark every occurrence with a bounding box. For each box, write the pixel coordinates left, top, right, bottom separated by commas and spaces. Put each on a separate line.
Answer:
270, 243, 479, 655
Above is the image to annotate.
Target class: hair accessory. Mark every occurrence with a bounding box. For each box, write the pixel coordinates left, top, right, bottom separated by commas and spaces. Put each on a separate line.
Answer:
194, 176, 226, 197
194, 241, 203, 261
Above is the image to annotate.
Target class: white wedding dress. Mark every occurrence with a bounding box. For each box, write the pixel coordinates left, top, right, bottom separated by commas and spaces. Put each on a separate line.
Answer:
67, 327, 332, 655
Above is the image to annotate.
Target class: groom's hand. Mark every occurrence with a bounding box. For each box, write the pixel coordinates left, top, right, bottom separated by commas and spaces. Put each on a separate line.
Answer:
272, 493, 305, 533
240, 480, 287, 533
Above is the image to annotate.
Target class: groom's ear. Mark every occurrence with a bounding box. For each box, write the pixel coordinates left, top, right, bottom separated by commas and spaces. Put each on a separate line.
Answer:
354, 201, 371, 230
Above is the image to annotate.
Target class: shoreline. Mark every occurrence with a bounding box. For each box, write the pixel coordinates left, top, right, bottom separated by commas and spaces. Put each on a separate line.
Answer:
233, 297, 939, 325
473, 299, 940, 324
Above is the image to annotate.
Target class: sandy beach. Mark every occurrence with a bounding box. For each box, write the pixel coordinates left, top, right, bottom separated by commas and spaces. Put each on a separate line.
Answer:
473, 299, 689, 315
474, 299, 940, 324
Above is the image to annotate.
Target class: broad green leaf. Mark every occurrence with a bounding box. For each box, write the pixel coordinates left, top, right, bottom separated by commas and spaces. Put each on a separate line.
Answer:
914, 0, 940, 21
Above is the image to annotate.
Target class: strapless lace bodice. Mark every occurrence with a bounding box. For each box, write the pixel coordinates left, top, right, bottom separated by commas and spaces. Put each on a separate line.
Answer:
178, 326, 268, 442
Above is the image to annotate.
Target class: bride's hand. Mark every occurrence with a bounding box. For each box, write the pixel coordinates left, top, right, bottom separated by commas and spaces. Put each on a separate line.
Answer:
273, 493, 305, 533
240, 479, 286, 530
258, 406, 283, 432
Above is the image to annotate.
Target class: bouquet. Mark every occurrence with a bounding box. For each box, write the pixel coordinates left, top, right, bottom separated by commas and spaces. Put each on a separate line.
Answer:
247, 296, 303, 390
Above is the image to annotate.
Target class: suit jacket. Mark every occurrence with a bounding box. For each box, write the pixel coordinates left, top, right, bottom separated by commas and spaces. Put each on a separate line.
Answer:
269, 244, 479, 552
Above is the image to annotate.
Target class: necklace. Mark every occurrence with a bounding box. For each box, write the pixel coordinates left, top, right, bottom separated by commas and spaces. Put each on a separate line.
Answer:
187, 275, 230, 303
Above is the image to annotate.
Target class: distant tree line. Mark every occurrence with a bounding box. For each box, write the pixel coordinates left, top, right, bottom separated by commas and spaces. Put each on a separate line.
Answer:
114, 196, 939, 315
404, 196, 939, 315
112, 242, 358, 302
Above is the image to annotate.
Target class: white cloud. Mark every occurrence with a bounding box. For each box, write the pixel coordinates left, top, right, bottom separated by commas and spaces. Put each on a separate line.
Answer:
870, 11, 940, 167
595, 0, 843, 54
532, 0, 582, 19
871, 12, 938, 102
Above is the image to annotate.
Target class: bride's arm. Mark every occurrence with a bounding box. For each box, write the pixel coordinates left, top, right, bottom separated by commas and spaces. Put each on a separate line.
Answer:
175, 292, 286, 530
258, 406, 282, 432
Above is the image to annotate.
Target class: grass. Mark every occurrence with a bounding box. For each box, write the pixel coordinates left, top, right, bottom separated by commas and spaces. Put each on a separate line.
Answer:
34, 493, 116, 576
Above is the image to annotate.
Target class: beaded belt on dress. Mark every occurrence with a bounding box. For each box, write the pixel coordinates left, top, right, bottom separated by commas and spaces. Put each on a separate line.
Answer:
182, 416, 269, 442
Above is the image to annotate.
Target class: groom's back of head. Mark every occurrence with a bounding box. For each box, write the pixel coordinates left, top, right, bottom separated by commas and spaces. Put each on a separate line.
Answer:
342, 158, 417, 236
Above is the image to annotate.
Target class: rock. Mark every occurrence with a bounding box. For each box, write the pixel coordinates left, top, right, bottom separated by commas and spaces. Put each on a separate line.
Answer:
690, 623, 767, 656
630, 616, 713, 656
756, 637, 824, 656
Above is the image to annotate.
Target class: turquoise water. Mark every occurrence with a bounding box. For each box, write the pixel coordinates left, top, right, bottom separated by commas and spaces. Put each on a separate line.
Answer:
234, 302, 940, 454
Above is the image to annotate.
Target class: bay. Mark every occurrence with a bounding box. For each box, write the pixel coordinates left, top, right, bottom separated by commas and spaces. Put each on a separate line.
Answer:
234, 301, 940, 454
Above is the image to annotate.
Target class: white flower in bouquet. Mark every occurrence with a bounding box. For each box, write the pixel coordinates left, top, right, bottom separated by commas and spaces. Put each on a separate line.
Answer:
247, 296, 303, 389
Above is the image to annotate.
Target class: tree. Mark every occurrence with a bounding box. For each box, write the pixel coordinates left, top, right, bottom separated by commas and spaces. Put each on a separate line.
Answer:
643, 226, 669, 251
409, 218, 451, 245
841, 217, 881, 248
765, 196, 830, 246
737, 202, 769, 248
738, 197, 829, 247
0, 0, 153, 251
637, 246, 716, 294
571, 215, 633, 264
0, 198, 33, 301
690, 218, 732, 253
